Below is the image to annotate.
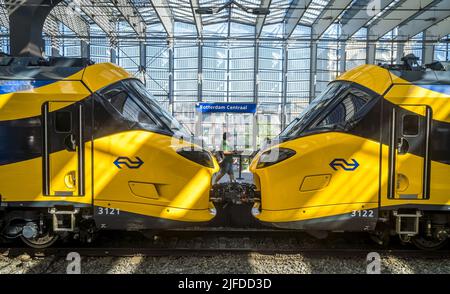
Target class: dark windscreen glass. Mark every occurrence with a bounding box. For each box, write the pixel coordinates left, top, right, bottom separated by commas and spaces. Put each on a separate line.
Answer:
279, 82, 348, 138
126, 79, 192, 138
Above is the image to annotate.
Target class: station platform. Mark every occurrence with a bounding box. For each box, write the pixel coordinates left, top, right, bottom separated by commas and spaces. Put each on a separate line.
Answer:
215, 170, 253, 184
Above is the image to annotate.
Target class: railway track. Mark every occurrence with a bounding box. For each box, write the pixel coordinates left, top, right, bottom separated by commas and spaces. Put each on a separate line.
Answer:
1, 246, 449, 259
1, 229, 449, 258
3, 246, 450, 258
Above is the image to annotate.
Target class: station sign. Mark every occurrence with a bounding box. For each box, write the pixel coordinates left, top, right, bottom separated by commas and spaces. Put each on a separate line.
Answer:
195, 102, 257, 113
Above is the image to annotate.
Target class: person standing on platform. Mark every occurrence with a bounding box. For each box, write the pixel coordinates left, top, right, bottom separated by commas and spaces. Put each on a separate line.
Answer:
214, 132, 236, 184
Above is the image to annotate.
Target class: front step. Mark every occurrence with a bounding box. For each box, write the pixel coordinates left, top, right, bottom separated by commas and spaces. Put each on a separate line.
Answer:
49, 208, 79, 232
393, 210, 422, 236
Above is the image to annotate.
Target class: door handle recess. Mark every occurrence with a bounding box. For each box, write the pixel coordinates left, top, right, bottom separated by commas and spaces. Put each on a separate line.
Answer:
64, 134, 77, 152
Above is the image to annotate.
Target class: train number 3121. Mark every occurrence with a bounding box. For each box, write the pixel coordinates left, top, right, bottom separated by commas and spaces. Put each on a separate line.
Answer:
97, 207, 120, 215
351, 210, 374, 218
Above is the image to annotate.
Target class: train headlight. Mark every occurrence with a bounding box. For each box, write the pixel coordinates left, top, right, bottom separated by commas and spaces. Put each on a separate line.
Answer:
251, 202, 261, 216
256, 148, 296, 169
177, 148, 215, 168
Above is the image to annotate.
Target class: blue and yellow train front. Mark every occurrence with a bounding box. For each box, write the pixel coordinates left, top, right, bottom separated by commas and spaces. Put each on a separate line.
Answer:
0, 61, 219, 236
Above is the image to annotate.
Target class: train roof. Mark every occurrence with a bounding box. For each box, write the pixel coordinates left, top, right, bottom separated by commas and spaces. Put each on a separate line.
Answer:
387, 68, 450, 85
337, 55, 450, 95
380, 54, 450, 85
0, 56, 94, 80
0, 56, 132, 96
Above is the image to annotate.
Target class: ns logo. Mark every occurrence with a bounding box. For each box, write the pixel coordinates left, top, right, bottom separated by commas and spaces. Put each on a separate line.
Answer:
113, 157, 144, 169
329, 158, 359, 171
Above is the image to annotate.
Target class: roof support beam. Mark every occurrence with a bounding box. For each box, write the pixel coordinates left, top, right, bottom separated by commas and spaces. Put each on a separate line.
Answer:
111, 0, 146, 37
312, 0, 353, 39
51, 4, 90, 38
281, 42, 288, 128
339, 41, 346, 72
6, 0, 63, 56
309, 40, 317, 101
0, 1, 8, 28
78, 0, 116, 40
43, 15, 59, 37
110, 46, 117, 63
284, 0, 313, 39
368, 0, 435, 41
340, 0, 394, 40
396, 42, 404, 63
397, 0, 450, 41
43, 15, 60, 56
255, 0, 271, 38
2, 0, 60, 37
405, 16, 450, 63
366, 42, 376, 64
149, 0, 174, 37
422, 30, 434, 64
1, 0, 89, 52
423, 16, 450, 40
81, 39, 90, 58
190, 0, 203, 37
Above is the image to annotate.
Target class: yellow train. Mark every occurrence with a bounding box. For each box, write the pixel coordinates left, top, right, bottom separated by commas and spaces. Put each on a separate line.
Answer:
250, 56, 450, 250
0, 57, 218, 248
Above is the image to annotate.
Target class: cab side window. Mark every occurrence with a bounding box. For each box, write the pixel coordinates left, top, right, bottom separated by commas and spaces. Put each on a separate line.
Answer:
402, 114, 419, 136
315, 88, 371, 128
54, 111, 72, 133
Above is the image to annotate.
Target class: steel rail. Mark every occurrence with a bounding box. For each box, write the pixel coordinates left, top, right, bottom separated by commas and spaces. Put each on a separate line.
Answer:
3, 247, 450, 258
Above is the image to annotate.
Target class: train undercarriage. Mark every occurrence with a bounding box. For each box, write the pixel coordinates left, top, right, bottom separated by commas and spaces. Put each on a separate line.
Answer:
0, 182, 449, 250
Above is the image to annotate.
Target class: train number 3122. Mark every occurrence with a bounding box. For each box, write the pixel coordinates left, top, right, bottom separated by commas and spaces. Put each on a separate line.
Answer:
351, 210, 374, 218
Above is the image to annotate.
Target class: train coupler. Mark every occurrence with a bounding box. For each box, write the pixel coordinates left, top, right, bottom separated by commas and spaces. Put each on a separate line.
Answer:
210, 182, 260, 205
209, 182, 263, 228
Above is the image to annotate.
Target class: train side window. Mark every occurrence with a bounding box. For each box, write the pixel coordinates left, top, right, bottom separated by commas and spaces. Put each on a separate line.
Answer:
103, 87, 128, 111
316, 91, 369, 128
403, 115, 419, 136
121, 98, 156, 127
54, 111, 72, 133
103, 86, 157, 128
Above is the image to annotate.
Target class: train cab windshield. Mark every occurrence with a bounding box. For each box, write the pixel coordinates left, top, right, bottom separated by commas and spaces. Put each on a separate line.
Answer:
100, 79, 192, 139
279, 81, 375, 141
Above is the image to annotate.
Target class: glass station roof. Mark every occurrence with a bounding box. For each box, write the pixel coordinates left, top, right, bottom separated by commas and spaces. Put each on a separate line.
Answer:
0, 0, 447, 40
